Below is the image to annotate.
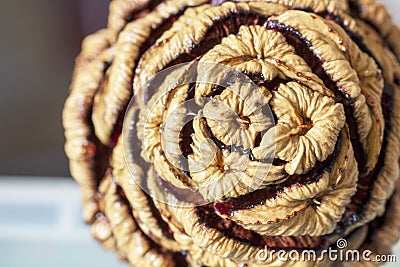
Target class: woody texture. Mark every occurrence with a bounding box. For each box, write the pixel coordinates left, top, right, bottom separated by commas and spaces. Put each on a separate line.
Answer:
63, 0, 400, 266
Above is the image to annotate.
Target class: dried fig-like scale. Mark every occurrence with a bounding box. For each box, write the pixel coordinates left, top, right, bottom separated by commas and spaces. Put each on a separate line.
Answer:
93, 0, 208, 145
112, 137, 182, 252
63, 44, 114, 223
97, 171, 177, 266
270, 11, 384, 173
111, 107, 187, 253
223, 129, 358, 236
349, 0, 400, 59
63, 0, 400, 266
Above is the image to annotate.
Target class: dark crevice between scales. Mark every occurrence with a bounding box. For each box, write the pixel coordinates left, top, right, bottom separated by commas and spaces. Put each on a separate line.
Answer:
120, 6, 395, 250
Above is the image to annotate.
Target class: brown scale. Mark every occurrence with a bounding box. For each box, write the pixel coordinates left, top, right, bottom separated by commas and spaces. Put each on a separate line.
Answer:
132, 10, 364, 250
65, 1, 400, 266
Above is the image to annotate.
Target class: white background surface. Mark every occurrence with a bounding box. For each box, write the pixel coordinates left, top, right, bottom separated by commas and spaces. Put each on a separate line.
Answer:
380, 0, 400, 25
0, 178, 398, 267
0, 178, 128, 267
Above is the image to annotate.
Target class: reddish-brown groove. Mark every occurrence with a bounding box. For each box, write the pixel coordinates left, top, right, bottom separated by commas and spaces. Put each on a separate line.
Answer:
122, 5, 395, 251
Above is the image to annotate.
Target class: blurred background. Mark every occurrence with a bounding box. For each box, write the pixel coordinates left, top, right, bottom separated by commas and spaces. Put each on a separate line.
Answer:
0, 0, 399, 178
0, 0, 108, 176
0, 1, 399, 267
0, 3, 130, 266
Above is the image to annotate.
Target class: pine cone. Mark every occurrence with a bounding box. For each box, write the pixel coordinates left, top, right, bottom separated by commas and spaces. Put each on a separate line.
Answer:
63, 0, 400, 266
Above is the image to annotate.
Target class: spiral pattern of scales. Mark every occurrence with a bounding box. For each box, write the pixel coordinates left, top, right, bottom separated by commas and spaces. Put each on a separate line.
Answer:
63, 0, 400, 266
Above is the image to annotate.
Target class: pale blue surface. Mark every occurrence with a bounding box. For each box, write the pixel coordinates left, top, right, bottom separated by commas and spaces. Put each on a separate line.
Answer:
0, 177, 398, 267
0, 239, 127, 267
0, 177, 128, 267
